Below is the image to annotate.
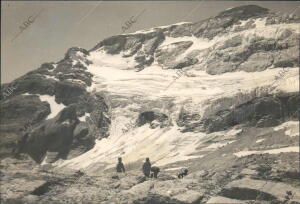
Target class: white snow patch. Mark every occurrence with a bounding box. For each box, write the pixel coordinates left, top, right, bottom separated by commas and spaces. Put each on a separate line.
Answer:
231, 19, 252, 31
44, 75, 58, 81
254, 17, 266, 29
38, 95, 65, 119
226, 128, 242, 137
165, 167, 184, 171
239, 19, 251, 27
88, 50, 137, 70
225, 7, 233, 11
159, 35, 214, 60
275, 71, 299, 93
62, 121, 70, 125
206, 141, 235, 149
41, 157, 48, 165
255, 139, 265, 143
76, 51, 85, 58
78, 112, 91, 122
234, 146, 299, 157
274, 121, 299, 137
22, 93, 65, 119
56, 125, 206, 171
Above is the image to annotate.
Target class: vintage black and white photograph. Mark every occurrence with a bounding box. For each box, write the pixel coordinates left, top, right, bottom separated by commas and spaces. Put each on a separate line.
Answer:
1, 0, 299, 203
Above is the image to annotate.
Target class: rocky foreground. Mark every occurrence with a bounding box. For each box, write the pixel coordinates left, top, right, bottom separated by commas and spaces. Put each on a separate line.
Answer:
1, 124, 299, 204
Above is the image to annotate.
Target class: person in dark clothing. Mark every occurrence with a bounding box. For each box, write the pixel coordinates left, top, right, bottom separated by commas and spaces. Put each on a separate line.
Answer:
177, 169, 188, 179
150, 166, 160, 178
116, 157, 125, 173
142, 158, 151, 177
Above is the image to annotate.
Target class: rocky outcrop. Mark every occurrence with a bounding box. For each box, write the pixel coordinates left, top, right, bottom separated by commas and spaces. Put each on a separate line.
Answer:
155, 41, 194, 69
22, 105, 79, 163
137, 111, 169, 128
204, 29, 298, 74
176, 92, 299, 133
0, 47, 111, 162
0, 95, 50, 158
191, 5, 268, 39
87, 5, 299, 72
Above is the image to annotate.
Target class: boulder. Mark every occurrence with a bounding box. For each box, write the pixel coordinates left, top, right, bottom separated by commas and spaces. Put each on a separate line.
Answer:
54, 81, 86, 105
155, 41, 193, 69
0, 95, 50, 158
137, 111, 168, 127
23, 105, 79, 163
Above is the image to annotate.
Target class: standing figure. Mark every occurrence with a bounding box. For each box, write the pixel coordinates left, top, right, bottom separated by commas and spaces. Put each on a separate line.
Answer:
116, 157, 125, 173
142, 158, 151, 177
150, 166, 160, 178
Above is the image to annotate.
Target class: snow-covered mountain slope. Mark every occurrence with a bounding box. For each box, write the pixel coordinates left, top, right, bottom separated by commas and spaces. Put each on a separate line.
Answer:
51, 5, 299, 171
1, 4, 299, 166
1, 5, 300, 204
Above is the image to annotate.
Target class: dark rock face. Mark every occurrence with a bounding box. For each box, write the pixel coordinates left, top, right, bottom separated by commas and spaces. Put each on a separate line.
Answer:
175, 92, 299, 134
54, 81, 86, 105
219, 187, 278, 201
0, 47, 111, 162
64, 47, 90, 61
218, 5, 269, 20
200, 93, 299, 133
91, 31, 166, 70
266, 11, 300, 25
155, 41, 193, 68
0, 95, 50, 158
177, 110, 202, 133
91, 35, 128, 54
137, 111, 169, 128
69, 122, 91, 159
205, 31, 298, 74
88, 5, 298, 73
86, 5, 299, 73
192, 5, 269, 39
14, 95, 111, 163
12, 74, 56, 96
22, 105, 79, 163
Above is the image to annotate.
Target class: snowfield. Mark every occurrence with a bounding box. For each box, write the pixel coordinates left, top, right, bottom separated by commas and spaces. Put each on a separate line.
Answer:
55, 19, 299, 171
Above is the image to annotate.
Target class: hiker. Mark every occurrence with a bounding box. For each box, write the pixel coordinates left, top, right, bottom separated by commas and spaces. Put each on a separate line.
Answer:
177, 168, 188, 179
142, 158, 151, 177
150, 166, 160, 178
116, 157, 125, 173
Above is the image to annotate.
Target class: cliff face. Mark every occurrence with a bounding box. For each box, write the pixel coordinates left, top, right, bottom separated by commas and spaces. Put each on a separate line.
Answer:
90, 5, 298, 73
0, 47, 111, 162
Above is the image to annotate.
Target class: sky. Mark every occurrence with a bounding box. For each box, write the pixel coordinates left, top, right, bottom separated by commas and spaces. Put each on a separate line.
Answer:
1, 1, 300, 84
